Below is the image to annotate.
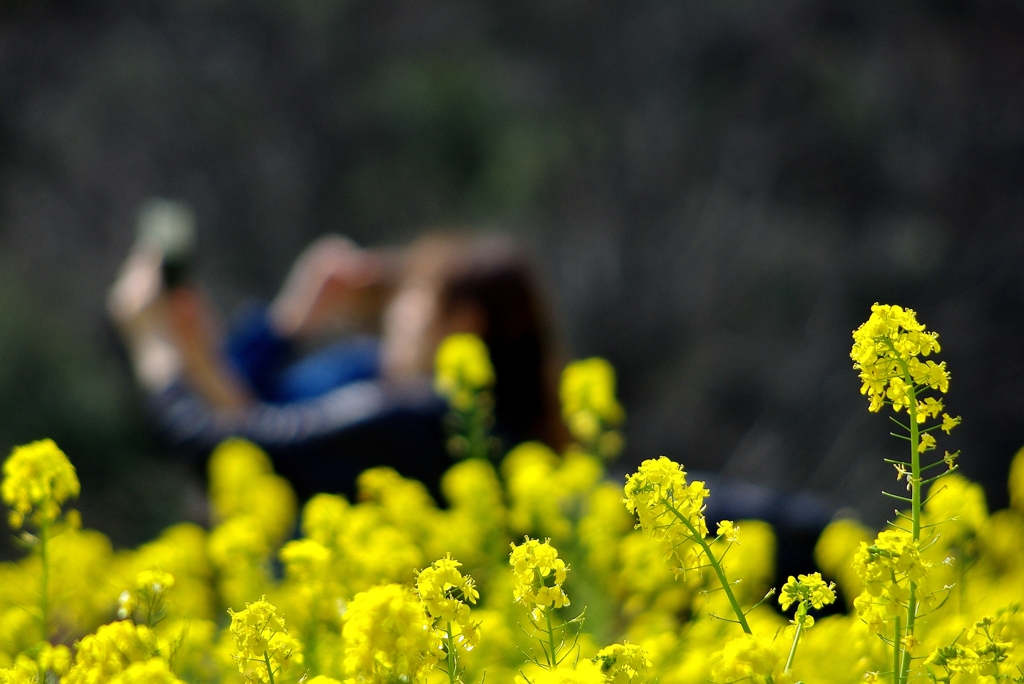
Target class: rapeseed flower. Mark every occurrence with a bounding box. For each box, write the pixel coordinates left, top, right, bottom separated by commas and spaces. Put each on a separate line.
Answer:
560, 358, 624, 458
593, 642, 651, 684
416, 554, 479, 625
709, 634, 784, 684
852, 529, 931, 634
435, 333, 495, 411
516, 659, 606, 684
435, 333, 498, 461
12, 326, 1024, 684
622, 457, 710, 574
119, 570, 175, 627
107, 657, 184, 684
416, 555, 481, 683
279, 538, 330, 587
1, 439, 79, 529
64, 620, 159, 684
342, 583, 437, 684
851, 304, 941, 412
207, 439, 296, 546
227, 596, 302, 684
779, 573, 836, 613
509, 538, 570, 616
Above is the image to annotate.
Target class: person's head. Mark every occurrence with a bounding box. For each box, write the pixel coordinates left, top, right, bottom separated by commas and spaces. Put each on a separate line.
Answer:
381, 232, 566, 449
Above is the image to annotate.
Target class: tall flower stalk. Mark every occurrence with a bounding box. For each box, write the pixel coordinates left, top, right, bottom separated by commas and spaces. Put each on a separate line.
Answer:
510, 538, 581, 669
1, 439, 80, 643
435, 333, 499, 461
623, 457, 752, 634
416, 555, 480, 684
851, 304, 960, 684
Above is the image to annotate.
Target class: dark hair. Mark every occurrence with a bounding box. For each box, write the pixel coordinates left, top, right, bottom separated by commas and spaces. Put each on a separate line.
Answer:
435, 235, 567, 450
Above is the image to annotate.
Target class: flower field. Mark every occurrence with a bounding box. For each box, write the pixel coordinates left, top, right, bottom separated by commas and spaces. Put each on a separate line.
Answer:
2, 306, 1024, 684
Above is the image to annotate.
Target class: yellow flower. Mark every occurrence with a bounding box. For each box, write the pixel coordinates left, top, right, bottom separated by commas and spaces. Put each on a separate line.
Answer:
917, 397, 944, 421
64, 620, 159, 684
1, 439, 79, 529
716, 520, 740, 543
120, 570, 176, 624
416, 554, 479, 624
342, 584, 438, 684
851, 529, 931, 632
435, 333, 495, 410
778, 573, 836, 612
227, 596, 302, 683
561, 358, 624, 426
279, 538, 331, 585
593, 642, 652, 684
300, 493, 350, 546
107, 657, 184, 684
941, 413, 961, 433
623, 457, 710, 575
709, 634, 783, 684
925, 473, 988, 537
516, 659, 607, 684
5, 642, 72, 683
850, 303, 945, 414
207, 439, 297, 546
509, 538, 570, 614
560, 358, 624, 450
207, 515, 270, 568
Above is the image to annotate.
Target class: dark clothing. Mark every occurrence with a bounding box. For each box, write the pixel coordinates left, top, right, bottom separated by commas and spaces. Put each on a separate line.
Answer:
150, 305, 450, 500
150, 379, 449, 501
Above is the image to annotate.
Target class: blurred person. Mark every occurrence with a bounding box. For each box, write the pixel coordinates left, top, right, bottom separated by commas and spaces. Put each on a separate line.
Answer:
108, 201, 564, 500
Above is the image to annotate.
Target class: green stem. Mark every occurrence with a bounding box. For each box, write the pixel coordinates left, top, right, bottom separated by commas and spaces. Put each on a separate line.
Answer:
264, 651, 276, 684
893, 614, 901, 684
662, 498, 752, 634
899, 589, 917, 684
39, 520, 49, 642
907, 382, 921, 542
899, 374, 921, 684
784, 604, 806, 672
446, 621, 458, 684
544, 607, 558, 667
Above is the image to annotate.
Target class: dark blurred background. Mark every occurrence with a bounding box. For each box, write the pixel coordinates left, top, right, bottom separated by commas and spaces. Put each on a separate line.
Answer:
1, 0, 1023, 551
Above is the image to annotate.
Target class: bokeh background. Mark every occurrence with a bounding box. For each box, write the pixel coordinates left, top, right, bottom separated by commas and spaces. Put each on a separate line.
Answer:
1, 0, 1023, 553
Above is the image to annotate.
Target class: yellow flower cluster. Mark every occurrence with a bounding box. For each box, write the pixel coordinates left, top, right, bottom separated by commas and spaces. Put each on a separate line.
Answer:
416, 555, 480, 682
0, 436, 1023, 684
1, 439, 79, 529
9, 317, 1024, 684
510, 538, 570, 616
342, 584, 437, 684
708, 634, 784, 684
850, 303, 955, 422
435, 333, 495, 411
852, 529, 931, 634
64, 619, 159, 684
778, 572, 836, 636
434, 333, 499, 461
622, 456, 711, 575
416, 554, 479, 625
118, 570, 175, 626
560, 358, 624, 458
227, 596, 302, 683
778, 573, 836, 612
503, 442, 603, 541
592, 643, 651, 684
